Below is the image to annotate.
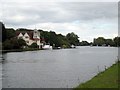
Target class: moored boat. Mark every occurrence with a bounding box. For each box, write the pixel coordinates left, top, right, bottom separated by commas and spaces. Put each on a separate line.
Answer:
43, 45, 52, 50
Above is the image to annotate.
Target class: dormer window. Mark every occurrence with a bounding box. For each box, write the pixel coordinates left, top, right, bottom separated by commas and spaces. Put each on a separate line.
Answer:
25, 36, 29, 38
19, 36, 23, 39
26, 41, 29, 43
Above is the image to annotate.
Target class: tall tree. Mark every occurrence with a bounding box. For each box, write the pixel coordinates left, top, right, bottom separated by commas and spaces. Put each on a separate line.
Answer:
80, 41, 90, 46
1, 22, 6, 42
113, 37, 120, 47
93, 37, 106, 46
6, 28, 16, 39
66, 32, 79, 46
105, 39, 114, 46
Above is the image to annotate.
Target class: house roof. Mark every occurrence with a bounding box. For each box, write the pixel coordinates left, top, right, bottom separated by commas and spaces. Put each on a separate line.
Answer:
16, 31, 32, 38
16, 31, 42, 41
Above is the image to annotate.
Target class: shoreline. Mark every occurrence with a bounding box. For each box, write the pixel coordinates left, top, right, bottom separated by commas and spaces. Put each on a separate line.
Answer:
2, 49, 41, 53
1, 47, 77, 53
75, 61, 119, 88
1, 46, 118, 53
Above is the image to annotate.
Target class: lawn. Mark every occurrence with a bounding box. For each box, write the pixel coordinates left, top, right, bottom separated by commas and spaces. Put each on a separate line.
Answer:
76, 61, 119, 88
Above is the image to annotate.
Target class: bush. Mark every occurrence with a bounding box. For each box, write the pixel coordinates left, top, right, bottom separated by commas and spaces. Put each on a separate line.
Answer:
29, 43, 39, 48
3, 38, 27, 50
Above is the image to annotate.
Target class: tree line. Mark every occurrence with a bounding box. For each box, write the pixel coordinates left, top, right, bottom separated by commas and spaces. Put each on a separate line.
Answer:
1, 23, 79, 50
80, 37, 120, 47
1, 22, 120, 50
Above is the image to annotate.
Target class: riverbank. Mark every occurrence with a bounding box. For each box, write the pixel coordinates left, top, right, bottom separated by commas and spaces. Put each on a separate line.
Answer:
2, 46, 77, 53
76, 61, 119, 88
2, 48, 41, 53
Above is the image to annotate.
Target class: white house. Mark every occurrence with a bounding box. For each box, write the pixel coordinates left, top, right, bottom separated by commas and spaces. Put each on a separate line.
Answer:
17, 29, 43, 49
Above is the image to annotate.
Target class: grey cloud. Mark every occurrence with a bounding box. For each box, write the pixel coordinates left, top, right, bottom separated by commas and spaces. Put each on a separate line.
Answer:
59, 2, 118, 20
0, 1, 118, 32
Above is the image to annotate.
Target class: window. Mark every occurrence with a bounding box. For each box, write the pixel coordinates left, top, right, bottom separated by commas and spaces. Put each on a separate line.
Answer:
19, 36, 23, 39
34, 36, 37, 38
26, 41, 29, 43
25, 36, 29, 38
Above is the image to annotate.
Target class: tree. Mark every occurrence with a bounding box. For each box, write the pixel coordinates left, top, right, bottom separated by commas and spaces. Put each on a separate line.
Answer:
113, 37, 120, 47
17, 39, 26, 48
93, 37, 106, 46
80, 41, 90, 46
66, 32, 79, 46
6, 28, 16, 39
3, 39, 13, 50
30, 43, 38, 48
57, 34, 70, 48
105, 39, 114, 46
48, 31, 59, 47
1, 22, 6, 42
41, 31, 69, 47
3, 38, 27, 50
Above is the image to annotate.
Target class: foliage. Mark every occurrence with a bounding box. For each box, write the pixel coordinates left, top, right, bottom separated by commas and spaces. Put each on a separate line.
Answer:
92, 37, 120, 47
17, 39, 26, 47
29, 43, 39, 48
6, 28, 16, 39
66, 32, 79, 46
105, 39, 114, 46
1, 22, 120, 50
113, 37, 120, 47
93, 37, 106, 46
1, 22, 6, 42
80, 41, 90, 46
3, 38, 26, 50
40, 30, 71, 47
3, 39, 13, 50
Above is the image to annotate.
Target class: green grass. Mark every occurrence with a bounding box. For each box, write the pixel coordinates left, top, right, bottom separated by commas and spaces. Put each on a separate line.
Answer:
76, 61, 119, 88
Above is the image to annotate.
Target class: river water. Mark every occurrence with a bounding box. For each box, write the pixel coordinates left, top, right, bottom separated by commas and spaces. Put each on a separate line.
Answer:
1, 46, 118, 88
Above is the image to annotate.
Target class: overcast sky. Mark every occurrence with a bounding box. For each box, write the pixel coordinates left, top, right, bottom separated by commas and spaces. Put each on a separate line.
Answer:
0, 0, 118, 42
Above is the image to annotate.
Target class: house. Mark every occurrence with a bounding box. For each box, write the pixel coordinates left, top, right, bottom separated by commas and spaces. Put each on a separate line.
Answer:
16, 29, 43, 49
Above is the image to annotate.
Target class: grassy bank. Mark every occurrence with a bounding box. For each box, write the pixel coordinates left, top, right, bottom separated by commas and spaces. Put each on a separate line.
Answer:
76, 61, 119, 88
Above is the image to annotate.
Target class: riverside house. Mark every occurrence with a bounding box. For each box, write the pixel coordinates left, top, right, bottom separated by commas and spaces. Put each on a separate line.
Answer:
16, 29, 44, 49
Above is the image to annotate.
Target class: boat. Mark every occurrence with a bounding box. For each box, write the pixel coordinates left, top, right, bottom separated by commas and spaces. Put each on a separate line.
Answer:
43, 45, 52, 50
70, 45, 76, 48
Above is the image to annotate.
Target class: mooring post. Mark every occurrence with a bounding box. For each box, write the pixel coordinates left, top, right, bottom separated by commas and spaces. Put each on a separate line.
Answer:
97, 66, 100, 73
104, 65, 106, 70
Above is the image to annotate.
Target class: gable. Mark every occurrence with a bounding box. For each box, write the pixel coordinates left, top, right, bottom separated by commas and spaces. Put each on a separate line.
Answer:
18, 33, 23, 37
24, 33, 30, 37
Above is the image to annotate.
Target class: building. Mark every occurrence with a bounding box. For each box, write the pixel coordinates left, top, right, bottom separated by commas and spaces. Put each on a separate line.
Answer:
16, 29, 43, 49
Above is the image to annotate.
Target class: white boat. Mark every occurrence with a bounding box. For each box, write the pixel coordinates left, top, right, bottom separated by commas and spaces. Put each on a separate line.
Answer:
43, 45, 52, 50
71, 45, 76, 48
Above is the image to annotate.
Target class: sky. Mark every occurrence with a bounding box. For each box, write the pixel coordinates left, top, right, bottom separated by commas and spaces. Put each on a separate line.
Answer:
0, 0, 118, 42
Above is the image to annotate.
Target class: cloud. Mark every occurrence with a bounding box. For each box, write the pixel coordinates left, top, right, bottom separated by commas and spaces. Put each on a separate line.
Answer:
2, 2, 118, 23
1, 1, 118, 42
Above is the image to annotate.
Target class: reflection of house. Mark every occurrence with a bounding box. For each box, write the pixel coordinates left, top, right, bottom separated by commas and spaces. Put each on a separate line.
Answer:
16, 29, 43, 48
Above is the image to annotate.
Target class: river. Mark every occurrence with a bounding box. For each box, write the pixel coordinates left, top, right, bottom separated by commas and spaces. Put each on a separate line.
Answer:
1, 46, 118, 88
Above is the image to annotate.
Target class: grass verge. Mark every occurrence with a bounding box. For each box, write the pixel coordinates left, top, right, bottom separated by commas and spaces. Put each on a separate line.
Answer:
76, 61, 119, 88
